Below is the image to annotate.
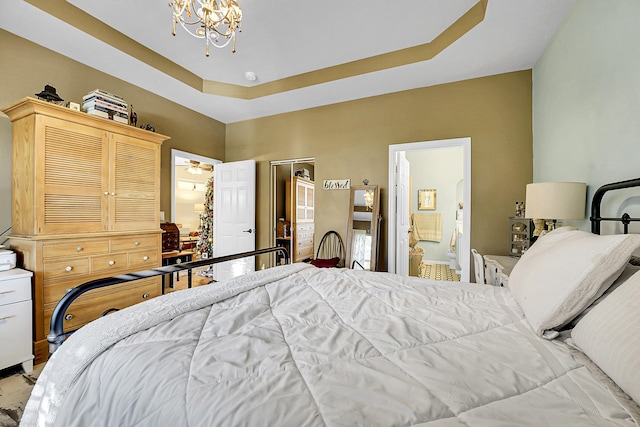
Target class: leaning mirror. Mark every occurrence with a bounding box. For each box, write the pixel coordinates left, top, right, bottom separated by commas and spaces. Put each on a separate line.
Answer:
346, 183, 381, 271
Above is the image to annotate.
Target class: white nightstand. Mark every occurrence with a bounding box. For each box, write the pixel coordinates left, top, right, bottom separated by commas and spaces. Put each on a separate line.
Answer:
483, 255, 518, 287
0, 268, 34, 373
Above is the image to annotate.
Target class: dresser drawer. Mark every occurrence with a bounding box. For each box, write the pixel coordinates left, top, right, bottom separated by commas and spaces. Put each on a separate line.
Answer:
0, 300, 32, 371
129, 250, 158, 269
91, 253, 129, 273
43, 258, 90, 280
295, 244, 313, 260
43, 276, 154, 307
0, 275, 31, 305
297, 233, 313, 245
111, 235, 158, 251
297, 224, 313, 233
44, 279, 158, 333
42, 240, 110, 259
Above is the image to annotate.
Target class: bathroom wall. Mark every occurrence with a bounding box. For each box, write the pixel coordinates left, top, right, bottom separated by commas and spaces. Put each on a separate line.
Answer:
406, 147, 463, 262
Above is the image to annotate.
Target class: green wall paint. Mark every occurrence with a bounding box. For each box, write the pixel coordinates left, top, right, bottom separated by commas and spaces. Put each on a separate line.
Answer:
533, 0, 640, 232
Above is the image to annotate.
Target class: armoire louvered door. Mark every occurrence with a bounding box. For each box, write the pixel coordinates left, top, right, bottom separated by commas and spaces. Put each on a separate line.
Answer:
37, 115, 109, 234
110, 134, 160, 231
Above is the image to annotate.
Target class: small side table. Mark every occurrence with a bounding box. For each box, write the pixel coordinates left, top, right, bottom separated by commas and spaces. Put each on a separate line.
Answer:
162, 251, 195, 293
483, 255, 519, 287
0, 268, 34, 373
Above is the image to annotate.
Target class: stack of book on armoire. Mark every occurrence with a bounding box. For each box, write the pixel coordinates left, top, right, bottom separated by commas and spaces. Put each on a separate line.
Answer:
82, 89, 128, 124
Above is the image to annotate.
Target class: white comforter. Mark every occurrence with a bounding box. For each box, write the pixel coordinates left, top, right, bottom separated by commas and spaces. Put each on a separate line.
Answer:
21, 264, 638, 426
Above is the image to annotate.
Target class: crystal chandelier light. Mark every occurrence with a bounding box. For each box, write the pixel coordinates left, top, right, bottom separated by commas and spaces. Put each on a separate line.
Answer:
362, 180, 374, 210
170, 0, 242, 57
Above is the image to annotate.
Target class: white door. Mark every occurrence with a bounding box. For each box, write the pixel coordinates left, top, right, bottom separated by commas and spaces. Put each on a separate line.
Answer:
395, 153, 410, 276
213, 159, 256, 281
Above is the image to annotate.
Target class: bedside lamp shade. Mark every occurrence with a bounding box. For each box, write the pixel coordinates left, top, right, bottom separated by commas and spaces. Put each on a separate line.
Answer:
525, 182, 587, 221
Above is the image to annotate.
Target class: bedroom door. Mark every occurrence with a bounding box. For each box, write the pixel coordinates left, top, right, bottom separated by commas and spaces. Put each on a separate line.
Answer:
213, 159, 256, 280
395, 153, 410, 276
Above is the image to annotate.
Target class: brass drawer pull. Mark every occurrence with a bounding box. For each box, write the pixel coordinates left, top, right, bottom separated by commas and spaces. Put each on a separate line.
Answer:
65, 266, 73, 272
0, 315, 16, 321
65, 314, 73, 321
108, 260, 116, 266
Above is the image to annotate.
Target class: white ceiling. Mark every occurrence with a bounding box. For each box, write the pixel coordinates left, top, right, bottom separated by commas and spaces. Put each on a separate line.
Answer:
1, 0, 575, 124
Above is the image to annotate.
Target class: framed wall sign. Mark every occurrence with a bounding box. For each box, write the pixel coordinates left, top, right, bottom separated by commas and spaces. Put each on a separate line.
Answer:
418, 189, 437, 210
323, 179, 351, 190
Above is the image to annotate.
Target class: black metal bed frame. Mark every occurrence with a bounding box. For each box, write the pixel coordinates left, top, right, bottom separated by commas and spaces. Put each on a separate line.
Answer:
590, 177, 640, 234
44, 177, 640, 356
47, 246, 288, 355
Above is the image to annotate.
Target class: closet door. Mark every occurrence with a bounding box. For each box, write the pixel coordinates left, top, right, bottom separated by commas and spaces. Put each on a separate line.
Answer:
36, 116, 109, 234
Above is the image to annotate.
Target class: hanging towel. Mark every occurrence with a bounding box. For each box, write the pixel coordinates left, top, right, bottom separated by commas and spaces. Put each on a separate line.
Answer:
411, 213, 442, 242
449, 228, 457, 251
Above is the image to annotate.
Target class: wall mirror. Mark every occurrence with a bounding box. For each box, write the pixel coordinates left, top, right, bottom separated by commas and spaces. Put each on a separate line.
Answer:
346, 183, 381, 271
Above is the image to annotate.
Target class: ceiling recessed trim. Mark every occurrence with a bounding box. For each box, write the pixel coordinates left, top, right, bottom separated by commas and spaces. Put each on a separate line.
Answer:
29, 0, 488, 100
26, 0, 203, 92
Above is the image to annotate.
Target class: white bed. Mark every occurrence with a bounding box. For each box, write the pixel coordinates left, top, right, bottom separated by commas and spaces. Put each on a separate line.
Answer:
20, 180, 640, 427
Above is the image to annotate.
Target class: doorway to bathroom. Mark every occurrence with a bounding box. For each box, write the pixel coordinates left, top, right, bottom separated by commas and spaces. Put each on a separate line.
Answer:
388, 138, 471, 282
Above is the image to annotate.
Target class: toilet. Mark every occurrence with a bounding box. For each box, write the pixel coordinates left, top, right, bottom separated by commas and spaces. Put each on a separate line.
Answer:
446, 250, 457, 269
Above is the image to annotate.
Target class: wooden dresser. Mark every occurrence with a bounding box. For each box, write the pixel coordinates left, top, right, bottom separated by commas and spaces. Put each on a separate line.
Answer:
2, 97, 169, 364
286, 177, 315, 262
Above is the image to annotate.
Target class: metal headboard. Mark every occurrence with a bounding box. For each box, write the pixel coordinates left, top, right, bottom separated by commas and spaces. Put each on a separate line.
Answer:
590, 177, 640, 234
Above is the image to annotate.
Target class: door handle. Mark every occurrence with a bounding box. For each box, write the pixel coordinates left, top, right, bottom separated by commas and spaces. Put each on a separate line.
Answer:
242, 228, 256, 234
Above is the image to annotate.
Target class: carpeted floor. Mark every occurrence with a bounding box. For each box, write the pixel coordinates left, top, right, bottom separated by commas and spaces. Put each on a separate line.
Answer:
0, 363, 44, 426
419, 262, 460, 281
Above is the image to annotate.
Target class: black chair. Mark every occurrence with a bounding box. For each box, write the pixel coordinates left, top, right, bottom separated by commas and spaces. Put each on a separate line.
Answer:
310, 231, 345, 268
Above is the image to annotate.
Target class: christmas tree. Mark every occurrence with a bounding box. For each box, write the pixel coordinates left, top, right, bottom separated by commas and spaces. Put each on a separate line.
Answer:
196, 175, 214, 259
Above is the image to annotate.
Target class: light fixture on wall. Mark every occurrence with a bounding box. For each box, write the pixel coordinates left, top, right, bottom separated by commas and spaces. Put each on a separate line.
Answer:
170, 0, 242, 57
525, 182, 587, 233
362, 179, 374, 210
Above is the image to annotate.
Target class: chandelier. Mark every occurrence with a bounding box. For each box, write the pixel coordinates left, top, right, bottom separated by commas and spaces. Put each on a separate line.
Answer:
170, 0, 242, 57
362, 180, 374, 210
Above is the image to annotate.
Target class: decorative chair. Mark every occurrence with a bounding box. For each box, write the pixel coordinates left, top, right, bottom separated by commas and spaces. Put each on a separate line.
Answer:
471, 249, 486, 284
310, 231, 345, 268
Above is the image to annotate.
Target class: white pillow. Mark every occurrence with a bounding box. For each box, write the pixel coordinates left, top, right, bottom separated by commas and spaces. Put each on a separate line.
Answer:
565, 261, 640, 329
508, 227, 640, 336
572, 270, 640, 405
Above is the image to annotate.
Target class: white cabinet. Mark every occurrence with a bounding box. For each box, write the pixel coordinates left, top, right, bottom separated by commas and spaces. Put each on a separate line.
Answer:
0, 268, 33, 372
286, 177, 315, 262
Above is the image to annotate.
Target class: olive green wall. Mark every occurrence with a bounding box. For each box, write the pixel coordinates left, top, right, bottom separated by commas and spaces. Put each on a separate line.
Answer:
226, 70, 533, 270
0, 30, 226, 236
0, 30, 534, 267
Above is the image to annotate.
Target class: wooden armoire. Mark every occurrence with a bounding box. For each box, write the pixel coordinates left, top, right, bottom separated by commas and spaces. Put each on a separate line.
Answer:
285, 177, 315, 262
2, 97, 169, 364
